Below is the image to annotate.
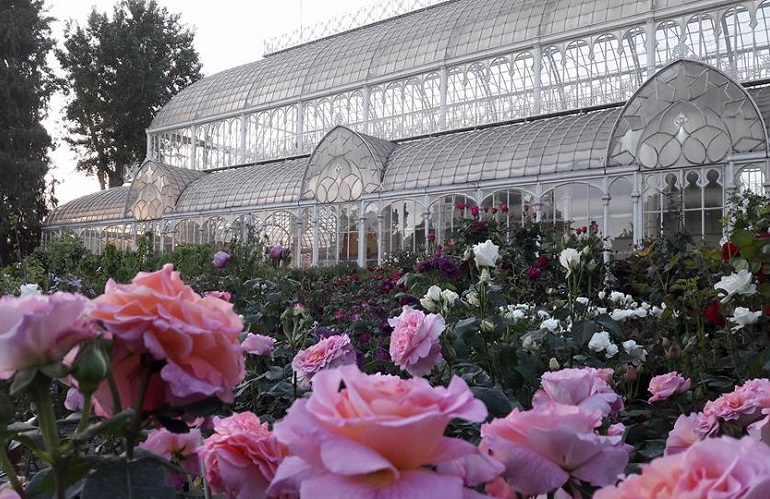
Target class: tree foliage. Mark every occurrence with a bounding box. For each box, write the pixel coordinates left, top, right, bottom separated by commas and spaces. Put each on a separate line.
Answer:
0, 0, 57, 266
57, 0, 201, 189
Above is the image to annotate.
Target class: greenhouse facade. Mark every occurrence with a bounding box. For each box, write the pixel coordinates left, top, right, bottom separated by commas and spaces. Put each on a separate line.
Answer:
44, 0, 770, 267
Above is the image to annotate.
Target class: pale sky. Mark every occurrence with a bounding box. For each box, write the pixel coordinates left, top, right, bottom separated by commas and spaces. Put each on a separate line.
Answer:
44, 0, 382, 204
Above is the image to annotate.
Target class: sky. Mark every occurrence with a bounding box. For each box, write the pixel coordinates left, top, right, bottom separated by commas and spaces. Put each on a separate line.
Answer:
44, 0, 382, 204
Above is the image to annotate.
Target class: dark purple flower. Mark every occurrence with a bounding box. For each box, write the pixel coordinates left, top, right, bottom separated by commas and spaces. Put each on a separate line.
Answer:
313, 326, 339, 340
534, 255, 551, 269
268, 244, 285, 260
437, 256, 460, 279
427, 233, 436, 242
374, 350, 389, 362
399, 294, 419, 307
212, 251, 231, 268
526, 267, 541, 281
416, 259, 433, 273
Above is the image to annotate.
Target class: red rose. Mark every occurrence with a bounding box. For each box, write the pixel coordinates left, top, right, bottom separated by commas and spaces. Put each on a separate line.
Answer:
704, 301, 726, 326
721, 241, 740, 262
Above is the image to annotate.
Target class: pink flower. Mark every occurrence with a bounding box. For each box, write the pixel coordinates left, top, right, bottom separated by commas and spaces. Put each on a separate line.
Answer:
242, 333, 276, 359
531, 367, 623, 417
0, 292, 95, 379
197, 412, 289, 499
268, 244, 285, 260
291, 334, 355, 388
665, 413, 701, 455
481, 404, 631, 495
65, 387, 85, 412
595, 436, 770, 498
204, 290, 232, 302
0, 483, 21, 499
140, 427, 202, 487
648, 371, 691, 403
267, 365, 495, 499
388, 305, 445, 377
480, 404, 631, 496
212, 251, 231, 268
471, 205, 480, 217
90, 264, 245, 416
697, 378, 770, 436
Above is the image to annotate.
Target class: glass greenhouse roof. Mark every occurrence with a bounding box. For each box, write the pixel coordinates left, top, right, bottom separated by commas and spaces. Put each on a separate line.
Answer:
150, 0, 697, 130
47, 186, 129, 225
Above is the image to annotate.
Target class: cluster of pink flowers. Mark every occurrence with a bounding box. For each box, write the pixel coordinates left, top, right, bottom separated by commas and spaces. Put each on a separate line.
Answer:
196, 412, 289, 498
291, 333, 356, 387
388, 305, 445, 377
267, 364, 500, 498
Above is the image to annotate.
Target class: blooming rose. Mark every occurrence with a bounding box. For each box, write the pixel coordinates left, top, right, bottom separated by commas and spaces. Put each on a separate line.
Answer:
90, 264, 245, 416
715, 269, 757, 303
559, 248, 580, 276
722, 240, 741, 261
267, 365, 497, 499
729, 307, 762, 331
291, 334, 355, 388
0, 292, 95, 379
212, 251, 231, 268
473, 239, 500, 268
697, 378, 770, 437
0, 483, 21, 499
242, 333, 276, 359
388, 305, 445, 377
648, 372, 691, 403
532, 367, 623, 417
704, 300, 726, 326
665, 413, 701, 455
203, 290, 232, 302
595, 437, 770, 498
481, 404, 630, 496
140, 427, 202, 487
588, 331, 618, 358
198, 412, 289, 499
18, 283, 41, 296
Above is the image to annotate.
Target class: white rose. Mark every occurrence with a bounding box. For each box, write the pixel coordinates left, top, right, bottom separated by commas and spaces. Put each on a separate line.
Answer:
588, 331, 612, 352
19, 283, 41, 296
540, 318, 560, 332
559, 248, 580, 276
473, 239, 500, 268
605, 343, 619, 358
622, 340, 648, 362
576, 297, 589, 305
440, 289, 458, 305
420, 297, 437, 312
610, 309, 636, 322
425, 285, 442, 302
715, 269, 757, 303
549, 357, 560, 370
597, 291, 606, 300
522, 335, 538, 352
729, 307, 762, 331
466, 291, 480, 307
609, 291, 626, 303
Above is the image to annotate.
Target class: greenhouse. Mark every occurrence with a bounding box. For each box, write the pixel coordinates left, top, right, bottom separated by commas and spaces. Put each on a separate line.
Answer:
44, 0, 770, 267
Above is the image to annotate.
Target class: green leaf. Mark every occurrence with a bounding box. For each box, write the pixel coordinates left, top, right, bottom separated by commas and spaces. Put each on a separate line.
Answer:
732, 229, 755, 249
455, 317, 480, 336
595, 313, 625, 339
10, 367, 39, 395
470, 387, 512, 418
81, 458, 175, 499
570, 320, 596, 345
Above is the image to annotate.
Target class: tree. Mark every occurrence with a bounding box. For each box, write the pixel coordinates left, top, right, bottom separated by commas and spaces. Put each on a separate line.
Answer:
57, 0, 201, 189
0, 0, 57, 266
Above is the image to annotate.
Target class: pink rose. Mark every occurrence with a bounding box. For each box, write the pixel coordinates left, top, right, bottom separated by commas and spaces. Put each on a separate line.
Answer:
648, 371, 691, 403
0, 483, 21, 499
267, 365, 495, 498
242, 333, 276, 359
697, 378, 770, 436
197, 412, 289, 499
140, 427, 201, 487
212, 251, 231, 268
90, 264, 245, 416
291, 334, 355, 388
665, 413, 701, 455
595, 436, 770, 498
480, 404, 631, 496
532, 367, 623, 417
0, 292, 95, 379
388, 305, 445, 377
204, 290, 232, 302
64, 387, 85, 412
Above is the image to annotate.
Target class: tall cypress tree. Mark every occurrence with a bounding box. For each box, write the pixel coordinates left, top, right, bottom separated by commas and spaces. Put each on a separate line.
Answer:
0, 0, 56, 266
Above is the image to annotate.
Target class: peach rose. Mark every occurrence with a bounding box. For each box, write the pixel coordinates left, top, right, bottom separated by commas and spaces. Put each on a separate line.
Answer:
388, 305, 445, 377
140, 427, 201, 487
480, 404, 631, 496
595, 436, 770, 498
532, 367, 623, 417
291, 334, 355, 388
697, 378, 770, 436
197, 412, 289, 499
648, 371, 691, 403
90, 264, 244, 415
267, 364, 497, 498
0, 292, 95, 379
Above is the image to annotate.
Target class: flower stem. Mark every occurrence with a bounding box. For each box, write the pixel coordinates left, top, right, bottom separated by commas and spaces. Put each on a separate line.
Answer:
125, 366, 153, 460
28, 373, 64, 499
75, 392, 93, 436
0, 438, 25, 498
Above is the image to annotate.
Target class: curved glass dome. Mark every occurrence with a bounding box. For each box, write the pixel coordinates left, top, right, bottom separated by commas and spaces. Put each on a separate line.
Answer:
47, 187, 129, 225
150, 0, 695, 129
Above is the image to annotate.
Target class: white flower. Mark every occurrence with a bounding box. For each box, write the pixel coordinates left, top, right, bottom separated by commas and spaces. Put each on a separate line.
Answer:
729, 307, 762, 331
480, 320, 495, 334
605, 343, 619, 358
549, 357, 560, 370
715, 269, 757, 303
522, 335, 538, 352
559, 248, 580, 276
425, 285, 442, 302
588, 331, 612, 352
466, 291, 480, 307
440, 289, 458, 306
473, 239, 500, 268
633, 307, 649, 318
540, 318, 560, 332
19, 283, 41, 296
597, 291, 606, 300
419, 297, 437, 312
610, 309, 636, 322
576, 297, 589, 305
536, 309, 551, 319
609, 291, 627, 303
622, 340, 648, 362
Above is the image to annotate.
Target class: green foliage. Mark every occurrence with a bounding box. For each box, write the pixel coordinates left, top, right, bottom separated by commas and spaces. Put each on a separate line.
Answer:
0, 0, 57, 266
56, 0, 201, 188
